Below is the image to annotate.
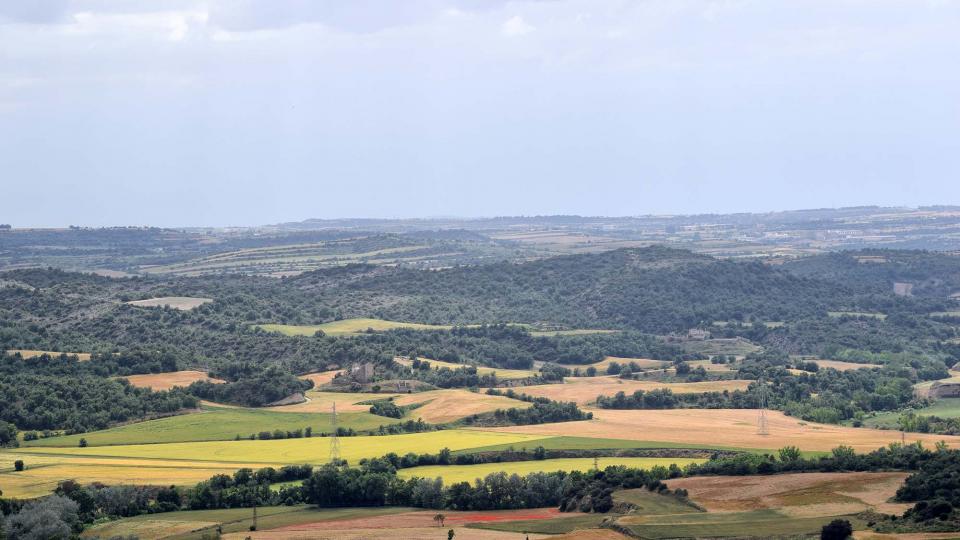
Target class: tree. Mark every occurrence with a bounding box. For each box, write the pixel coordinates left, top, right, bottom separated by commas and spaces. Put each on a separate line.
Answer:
78, 438, 88, 448
433, 513, 446, 527
820, 519, 852, 540
3, 495, 80, 540
778, 446, 802, 462
14, 460, 24, 471
448, 529, 455, 540
0, 421, 17, 447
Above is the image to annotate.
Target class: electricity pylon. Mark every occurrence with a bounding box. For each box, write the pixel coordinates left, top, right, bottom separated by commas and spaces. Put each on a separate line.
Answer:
329, 401, 341, 463
757, 376, 769, 436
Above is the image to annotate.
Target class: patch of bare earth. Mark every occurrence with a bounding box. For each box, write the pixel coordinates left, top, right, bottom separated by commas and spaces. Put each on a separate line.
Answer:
666, 472, 911, 516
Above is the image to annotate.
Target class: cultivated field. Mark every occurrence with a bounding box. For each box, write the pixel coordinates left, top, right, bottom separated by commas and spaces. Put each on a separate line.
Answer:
125, 296, 213, 310
299, 369, 342, 386
6, 349, 91, 361
398, 457, 706, 484
395, 356, 538, 380
21, 405, 392, 447
225, 508, 569, 539
257, 318, 453, 336
0, 454, 274, 499
507, 377, 753, 405
665, 471, 911, 515
676, 338, 761, 357
9, 430, 550, 466
862, 398, 960, 428
557, 356, 669, 372
84, 506, 412, 540
812, 360, 882, 371
266, 388, 531, 423
392, 389, 533, 423
828, 311, 887, 319
124, 370, 225, 391
485, 408, 960, 452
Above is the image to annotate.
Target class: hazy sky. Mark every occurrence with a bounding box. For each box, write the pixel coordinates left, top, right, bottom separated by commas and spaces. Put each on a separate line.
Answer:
1, 0, 959, 227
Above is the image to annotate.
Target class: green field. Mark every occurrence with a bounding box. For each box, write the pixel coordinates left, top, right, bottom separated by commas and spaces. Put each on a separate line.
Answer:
614, 487, 702, 515
677, 338, 761, 357
469, 513, 610, 534
9, 430, 550, 466
860, 398, 960, 428
398, 457, 706, 483
82, 505, 412, 540
22, 406, 397, 447
257, 318, 454, 336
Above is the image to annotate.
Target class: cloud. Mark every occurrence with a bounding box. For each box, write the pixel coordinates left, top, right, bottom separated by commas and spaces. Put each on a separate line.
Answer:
501, 14, 534, 36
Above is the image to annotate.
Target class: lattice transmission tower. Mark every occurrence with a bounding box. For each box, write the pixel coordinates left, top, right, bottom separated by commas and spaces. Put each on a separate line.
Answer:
757, 376, 769, 436
329, 401, 341, 463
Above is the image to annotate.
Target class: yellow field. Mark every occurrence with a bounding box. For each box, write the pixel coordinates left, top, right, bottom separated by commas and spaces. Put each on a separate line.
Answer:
258, 318, 452, 336
0, 454, 274, 498
6, 349, 91, 361
124, 370, 225, 391
507, 377, 753, 405
125, 296, 213, 310
395, 356, 538, 380
813, 360, 881, 371
398, 457, 706, 483
558, 356, 669, 372
392, 389, 532, 423
6, 430, 549, 467
299, 369, 342, 386
486, 408, 960, 453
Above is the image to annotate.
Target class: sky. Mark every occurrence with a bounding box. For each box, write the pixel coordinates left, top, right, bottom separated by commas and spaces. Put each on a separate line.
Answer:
1, 0, 959, 228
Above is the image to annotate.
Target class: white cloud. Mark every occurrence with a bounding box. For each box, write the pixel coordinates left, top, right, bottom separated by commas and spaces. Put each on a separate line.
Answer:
501, 15, 534, 36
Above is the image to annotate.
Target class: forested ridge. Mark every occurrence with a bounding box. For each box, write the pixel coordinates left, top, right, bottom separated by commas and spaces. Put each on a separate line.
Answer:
1, 246, 958, 435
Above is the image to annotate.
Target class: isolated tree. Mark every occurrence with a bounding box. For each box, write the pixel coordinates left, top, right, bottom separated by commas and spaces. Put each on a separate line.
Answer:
820, 519, 852, 540
14, 460, 24, 471
448, 529, 455, 540
433, 513, 446, 527
78, 438, 87, 448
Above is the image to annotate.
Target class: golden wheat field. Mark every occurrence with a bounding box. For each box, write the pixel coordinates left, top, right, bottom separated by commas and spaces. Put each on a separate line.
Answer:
558, 356, 669, 372
484, 408, 960, 452
507, 377, 753, 404
124, 370, 225, 391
